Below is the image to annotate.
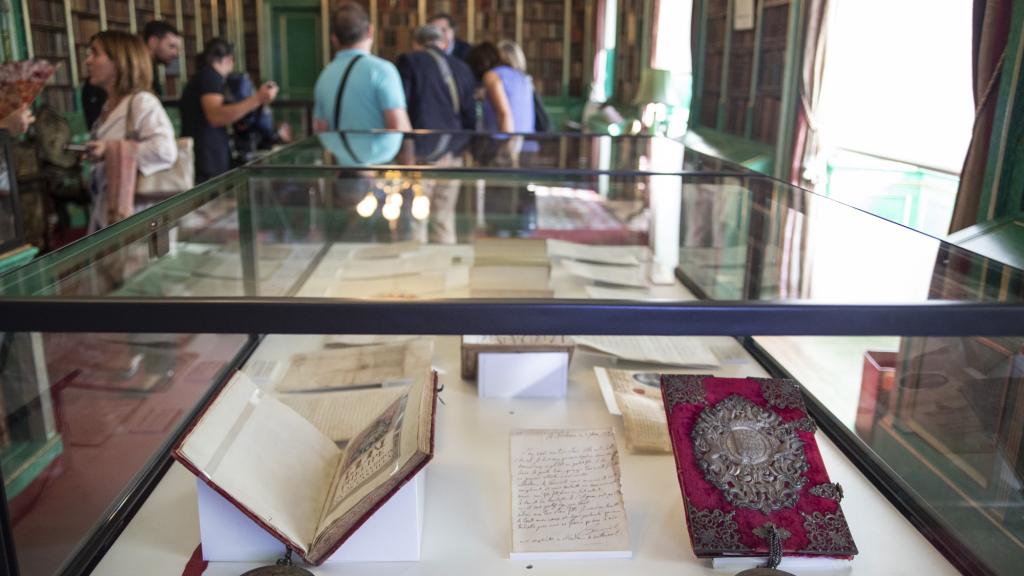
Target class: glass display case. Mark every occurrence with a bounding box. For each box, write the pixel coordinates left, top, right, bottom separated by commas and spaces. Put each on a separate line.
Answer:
0, 131, 1022, 576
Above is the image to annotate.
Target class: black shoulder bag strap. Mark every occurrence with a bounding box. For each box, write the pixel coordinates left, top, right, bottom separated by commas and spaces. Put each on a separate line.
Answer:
333, 54, 365, 130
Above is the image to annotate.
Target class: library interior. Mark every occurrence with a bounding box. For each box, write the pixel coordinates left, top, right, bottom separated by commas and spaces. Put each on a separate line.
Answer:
0, 1, 1023, 576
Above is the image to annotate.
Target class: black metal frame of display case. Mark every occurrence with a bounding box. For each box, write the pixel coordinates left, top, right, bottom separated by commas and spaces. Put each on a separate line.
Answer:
248, 129, 754, 176
1, 136, 1020, 576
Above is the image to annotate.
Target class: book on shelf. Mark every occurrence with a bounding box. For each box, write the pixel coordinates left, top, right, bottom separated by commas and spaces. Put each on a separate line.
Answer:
174, 367, 439, 565
660, 375, 858, 561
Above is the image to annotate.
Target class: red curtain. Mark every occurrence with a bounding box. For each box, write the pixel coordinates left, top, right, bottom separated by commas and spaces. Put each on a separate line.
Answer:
949, 0, 1013, 233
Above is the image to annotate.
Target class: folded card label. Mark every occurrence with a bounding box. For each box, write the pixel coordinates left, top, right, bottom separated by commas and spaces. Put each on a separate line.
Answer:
478, 352, 568, 398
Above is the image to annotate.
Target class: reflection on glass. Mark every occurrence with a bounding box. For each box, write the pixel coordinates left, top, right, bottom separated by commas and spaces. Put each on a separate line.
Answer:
1, 331, 247, 575
757, 334, 1024, 576
317, 132, 404, 166
261, 132, 708, 174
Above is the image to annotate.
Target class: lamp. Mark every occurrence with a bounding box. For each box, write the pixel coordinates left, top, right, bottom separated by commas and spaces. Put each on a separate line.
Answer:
632, 68, 680, 135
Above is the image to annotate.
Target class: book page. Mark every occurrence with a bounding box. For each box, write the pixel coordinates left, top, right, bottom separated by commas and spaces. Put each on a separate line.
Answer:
510, 429, 631, 558
547, 239, 649, 265
309, 368, 434, 560
276, 339, 432, 393
562, 260, 648, 288
176, 373, 340, 553
575, 335, 720, 367
280, 386, 409, 446
604, 369, 672, 453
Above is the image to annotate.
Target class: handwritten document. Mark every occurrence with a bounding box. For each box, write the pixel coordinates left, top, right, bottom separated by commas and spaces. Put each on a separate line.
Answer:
575, 335, 720, 368
510, 429, 631, 559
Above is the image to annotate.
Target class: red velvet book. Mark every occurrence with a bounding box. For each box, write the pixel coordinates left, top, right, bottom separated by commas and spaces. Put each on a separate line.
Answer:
173, 368, 438, 565
661, 375, 858, 560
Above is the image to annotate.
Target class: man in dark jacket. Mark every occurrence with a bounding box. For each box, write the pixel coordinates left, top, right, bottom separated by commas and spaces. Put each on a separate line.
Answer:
429, 13, 471, 61
396, 25, 476, 131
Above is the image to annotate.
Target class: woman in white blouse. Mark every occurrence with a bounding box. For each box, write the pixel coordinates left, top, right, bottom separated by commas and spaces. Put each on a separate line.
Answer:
83, 31, 177, 231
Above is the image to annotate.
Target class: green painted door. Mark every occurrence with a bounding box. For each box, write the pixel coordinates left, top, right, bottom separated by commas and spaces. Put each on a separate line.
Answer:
270, 6, 322, 100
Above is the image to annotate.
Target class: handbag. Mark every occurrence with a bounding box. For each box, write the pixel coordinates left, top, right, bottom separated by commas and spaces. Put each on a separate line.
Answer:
533, 89, 551, 133
125, 92, 195, 198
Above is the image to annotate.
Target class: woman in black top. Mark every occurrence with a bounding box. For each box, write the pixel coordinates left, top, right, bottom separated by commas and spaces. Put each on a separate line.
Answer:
180, 38, 279, 182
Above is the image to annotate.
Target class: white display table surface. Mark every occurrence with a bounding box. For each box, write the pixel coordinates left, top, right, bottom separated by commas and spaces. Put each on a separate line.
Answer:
93, 335, 958, 576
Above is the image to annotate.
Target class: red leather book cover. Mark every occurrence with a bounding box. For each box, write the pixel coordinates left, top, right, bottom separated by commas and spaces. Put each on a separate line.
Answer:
661, 375, 857, 559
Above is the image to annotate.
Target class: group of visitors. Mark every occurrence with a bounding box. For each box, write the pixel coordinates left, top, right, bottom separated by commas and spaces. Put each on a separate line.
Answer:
313, 2, 543, 134
53, 1, 544, 233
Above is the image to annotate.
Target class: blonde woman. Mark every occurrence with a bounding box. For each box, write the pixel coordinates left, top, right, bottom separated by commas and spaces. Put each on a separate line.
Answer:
83, 30, 177, 231
466, 41, 535, 133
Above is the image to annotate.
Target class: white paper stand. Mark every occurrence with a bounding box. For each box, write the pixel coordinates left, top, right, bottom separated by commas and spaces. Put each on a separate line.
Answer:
197, 471, 426, 563
477, 352, 569, 398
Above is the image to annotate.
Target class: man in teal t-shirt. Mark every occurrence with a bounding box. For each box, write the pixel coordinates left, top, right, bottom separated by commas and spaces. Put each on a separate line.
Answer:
313, 2, 412, 132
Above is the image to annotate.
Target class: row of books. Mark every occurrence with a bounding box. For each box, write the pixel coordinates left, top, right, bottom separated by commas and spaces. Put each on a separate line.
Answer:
27, 1, 65, 26
524, 2, 563, 21
522, 39, 564, 60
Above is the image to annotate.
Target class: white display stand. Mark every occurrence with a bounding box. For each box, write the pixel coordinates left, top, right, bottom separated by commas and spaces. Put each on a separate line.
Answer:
477, 352, 569, 398
711, 557, 853, 574
197, 471, 426, 563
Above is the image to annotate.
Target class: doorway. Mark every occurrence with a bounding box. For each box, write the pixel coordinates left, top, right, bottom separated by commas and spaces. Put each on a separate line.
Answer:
266, 0, 324, 100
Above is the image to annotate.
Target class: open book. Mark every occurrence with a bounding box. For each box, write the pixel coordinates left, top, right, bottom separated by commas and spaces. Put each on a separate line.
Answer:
173, 369, 438, 565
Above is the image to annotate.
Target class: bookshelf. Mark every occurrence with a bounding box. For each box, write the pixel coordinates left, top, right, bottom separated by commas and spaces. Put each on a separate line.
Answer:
753, 0, 790, 144
376, 0, 421, 63
690, 0, 803, 180
726, 5, 755, 135
29, 0, 76, 113
568, 0, 586, 97
20, 0, 594, 120
242, 0, 259, 82
521, 0, 562, 97
613, 0, 646, 103
474, 0, 516, 46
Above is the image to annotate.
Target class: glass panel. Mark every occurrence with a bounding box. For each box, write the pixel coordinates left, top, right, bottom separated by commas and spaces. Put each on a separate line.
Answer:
753, 333, 1024, 575
1, 169, 1020, 307
1, 330, 248, 575
251, 132, 738, 173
